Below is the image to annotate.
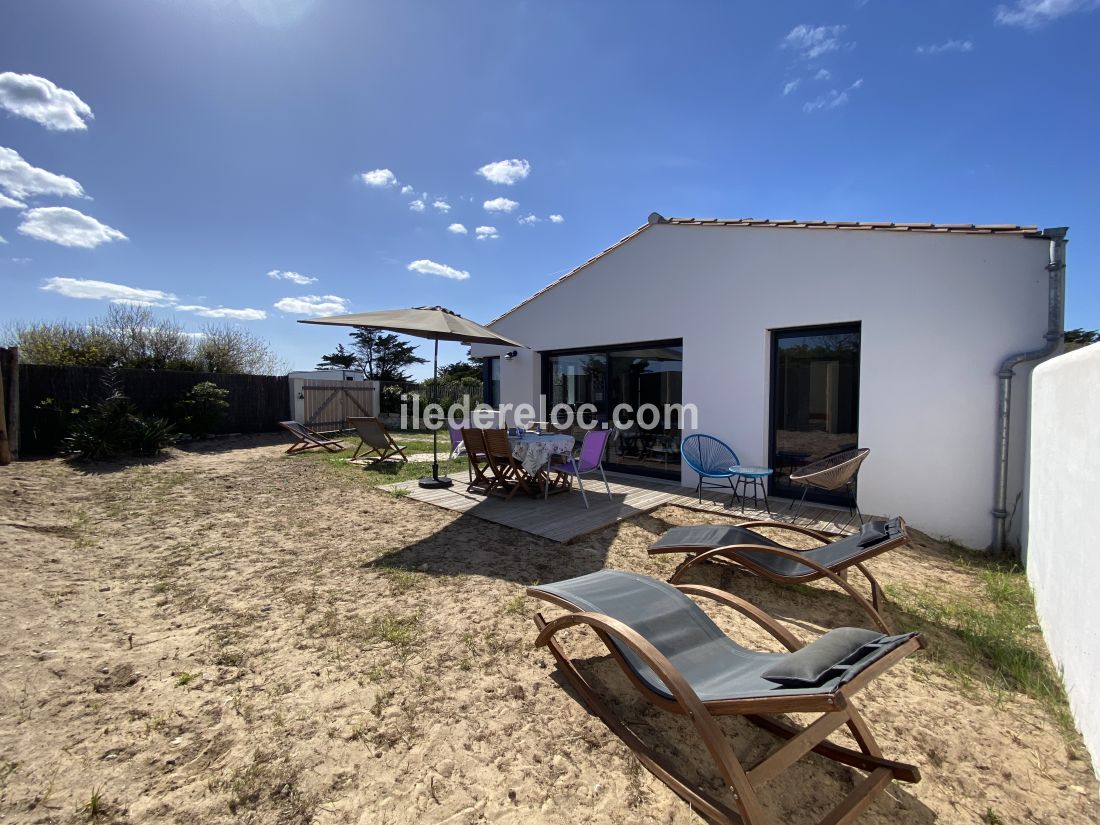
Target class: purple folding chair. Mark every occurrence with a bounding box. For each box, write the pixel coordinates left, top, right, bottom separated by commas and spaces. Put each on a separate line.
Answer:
549, 428, 613, 508
447, 424, 468, 479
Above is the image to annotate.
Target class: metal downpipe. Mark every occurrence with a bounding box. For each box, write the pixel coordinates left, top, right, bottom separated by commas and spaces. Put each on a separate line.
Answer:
992, 227, 1067, 552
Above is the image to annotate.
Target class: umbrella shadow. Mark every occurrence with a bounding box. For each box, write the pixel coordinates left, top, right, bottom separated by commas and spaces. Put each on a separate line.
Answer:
365, 510, 620, 585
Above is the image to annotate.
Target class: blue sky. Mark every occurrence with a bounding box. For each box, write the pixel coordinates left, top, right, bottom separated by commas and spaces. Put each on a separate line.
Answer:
1, 0, 1098, 378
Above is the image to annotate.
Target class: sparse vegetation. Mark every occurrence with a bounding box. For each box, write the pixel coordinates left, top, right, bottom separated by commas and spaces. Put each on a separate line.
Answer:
174, 671, 202, 688
365, 614, 422, 657
887, 555, 1075, 735
79, 786, 109, 823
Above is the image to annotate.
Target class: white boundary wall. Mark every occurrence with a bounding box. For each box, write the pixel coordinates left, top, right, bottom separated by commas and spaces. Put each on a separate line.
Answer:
1023, 343, 1100, 773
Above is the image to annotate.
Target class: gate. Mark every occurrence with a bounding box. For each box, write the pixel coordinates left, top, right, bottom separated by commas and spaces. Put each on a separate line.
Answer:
302, 380, 375, 431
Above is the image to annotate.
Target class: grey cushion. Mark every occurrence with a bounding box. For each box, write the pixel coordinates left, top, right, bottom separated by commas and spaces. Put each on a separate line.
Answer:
857, 520, 890, 547
762, 627, 885, 686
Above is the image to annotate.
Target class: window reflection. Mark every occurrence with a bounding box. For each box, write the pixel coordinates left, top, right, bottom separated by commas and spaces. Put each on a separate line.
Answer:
770, 326, 860, 502
544, 342, 682, 479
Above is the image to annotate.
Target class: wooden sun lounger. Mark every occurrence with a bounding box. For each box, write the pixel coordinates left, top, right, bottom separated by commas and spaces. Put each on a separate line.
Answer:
647, 518, 910, 633
529, 570, 924, 825
347, 416, 409, 465
279, 420, 347, 454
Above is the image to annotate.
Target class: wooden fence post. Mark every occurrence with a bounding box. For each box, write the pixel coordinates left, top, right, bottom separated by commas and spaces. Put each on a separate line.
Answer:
0, 347, 18, 464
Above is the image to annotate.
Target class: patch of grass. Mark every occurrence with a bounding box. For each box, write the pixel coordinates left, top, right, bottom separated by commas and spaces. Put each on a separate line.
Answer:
984, 809, 1006, 825
372, 563, 425, 594
79, 786, 109, 823
886, 557, 1075, 736
174, 671, 202, 688
212, 749, 318, 824
293, 438, 469, 487
365, 614, 422, 657
502, 593, 527, 617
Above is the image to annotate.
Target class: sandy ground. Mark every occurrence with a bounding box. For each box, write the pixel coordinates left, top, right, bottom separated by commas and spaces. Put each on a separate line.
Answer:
1, 435, 1097, 825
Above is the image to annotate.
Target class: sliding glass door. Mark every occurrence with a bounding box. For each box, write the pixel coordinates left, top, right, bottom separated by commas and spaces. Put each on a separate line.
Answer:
769, 324, 861, 503
543, 340, 683, 479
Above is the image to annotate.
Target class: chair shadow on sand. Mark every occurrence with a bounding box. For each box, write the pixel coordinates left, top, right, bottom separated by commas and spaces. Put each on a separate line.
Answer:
546, 657, 937, 825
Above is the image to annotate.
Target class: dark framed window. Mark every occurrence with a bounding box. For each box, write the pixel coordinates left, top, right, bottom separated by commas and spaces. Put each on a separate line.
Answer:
541, 339, 683, 480
768, 323, 861, 504
483, 356, 500, 407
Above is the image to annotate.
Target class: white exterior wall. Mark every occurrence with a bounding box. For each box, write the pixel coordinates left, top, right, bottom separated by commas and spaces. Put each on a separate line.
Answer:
1022, 344, 1100, 773
472, 223, 1052, 548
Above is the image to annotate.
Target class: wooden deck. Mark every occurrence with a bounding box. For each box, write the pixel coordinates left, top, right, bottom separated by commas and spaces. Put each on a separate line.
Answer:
384, 472, 867, 543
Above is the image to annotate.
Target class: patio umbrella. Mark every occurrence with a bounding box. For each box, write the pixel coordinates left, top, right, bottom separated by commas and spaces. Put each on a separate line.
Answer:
299, 306, 525, 488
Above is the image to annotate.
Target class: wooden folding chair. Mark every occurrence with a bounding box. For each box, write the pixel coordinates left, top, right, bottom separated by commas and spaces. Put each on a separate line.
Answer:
529, 570, 924, 825
461, 427, 492, 491
279, 420, 347, 454
482, 428, 535, 500
346, 416, 409, 465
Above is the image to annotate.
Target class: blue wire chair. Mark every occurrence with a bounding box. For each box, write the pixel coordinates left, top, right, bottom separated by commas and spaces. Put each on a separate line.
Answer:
680, 434, 740, 503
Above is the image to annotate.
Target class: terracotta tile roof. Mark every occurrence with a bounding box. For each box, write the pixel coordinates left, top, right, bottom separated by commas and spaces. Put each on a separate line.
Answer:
659, 215, 1042, 235
486, 213, 1046, 327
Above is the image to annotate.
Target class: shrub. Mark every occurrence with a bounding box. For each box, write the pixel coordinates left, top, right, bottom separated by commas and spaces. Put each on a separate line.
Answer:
177, 381, 230, 437
63, 375, 177, 459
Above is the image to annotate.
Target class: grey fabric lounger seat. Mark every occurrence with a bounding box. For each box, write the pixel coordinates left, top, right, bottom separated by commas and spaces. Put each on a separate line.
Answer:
528, 569, 924, 825
648, 517, 910, 632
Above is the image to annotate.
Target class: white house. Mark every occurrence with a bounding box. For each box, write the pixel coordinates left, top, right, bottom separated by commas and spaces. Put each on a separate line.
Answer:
470, 214, 1067, 550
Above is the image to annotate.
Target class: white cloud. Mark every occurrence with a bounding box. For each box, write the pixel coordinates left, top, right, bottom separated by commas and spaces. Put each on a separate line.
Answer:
0, 146, 85, 199
782, 79, 801, 96
409, 199, 426, 212
0, 72, 93, 131
407, 259, 471, 280
475, 225, 499, 240
41, 277, 177, 305
0, 235, 6, 244
18, 207, 126, 248
549, 214, 564, 224
400, 184, 414, 195
267, 269, 317, 285
477, 158, 531, 185
432, 199, 451, 212
781, 24, 850, 60
815, 68, 832, 80
518, 213, 540, 225
273, 295, 350, 316
996, 0, 1099, 27
803, 78, 863, 113
176, 305, 267, 321
483, 196, 518, 213
447, 223, 468, 235
360, 168, 396, 187
916, 39, 974, 54
0, 192, 26, 209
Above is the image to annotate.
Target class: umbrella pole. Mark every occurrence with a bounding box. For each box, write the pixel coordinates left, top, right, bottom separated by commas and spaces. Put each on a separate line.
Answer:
419, 337, 453, 489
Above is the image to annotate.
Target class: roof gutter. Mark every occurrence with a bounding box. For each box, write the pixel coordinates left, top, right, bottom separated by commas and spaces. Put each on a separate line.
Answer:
992, 227, 1067, 552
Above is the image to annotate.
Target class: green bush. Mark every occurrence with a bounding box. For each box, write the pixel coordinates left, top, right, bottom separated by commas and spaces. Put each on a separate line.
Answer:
177, 381, 230, 437
64, 389, 176, 460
